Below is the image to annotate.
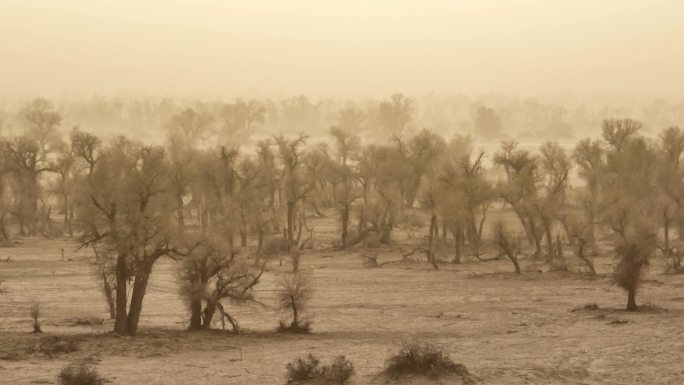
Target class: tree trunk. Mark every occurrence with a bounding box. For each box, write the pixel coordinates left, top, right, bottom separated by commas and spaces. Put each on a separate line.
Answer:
256, 225, 264, 257
513, 205, 534, 246
286, 201, 295, 249
510, 254, 521, 274
451, 224, 462, 264
202, 298, 217, 328
189, 299, 203, 330
545, 223, 554, 261
102, 273, 116, 320
664, 210, 670, 258
176, 191, 185, 231
126, 270, 151, 336
340, 203, 349, 249
240, 211, 248, 247
63, 194, 69, 226
626, 288, 637, 311
114, 254, 130, 335
292, 296, 299, 328
575, 238, 596, 275
427, 214, 439, 269
67, 204, 74, 237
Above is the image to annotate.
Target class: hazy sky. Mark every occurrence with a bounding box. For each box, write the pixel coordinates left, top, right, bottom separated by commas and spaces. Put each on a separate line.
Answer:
1, 0, 683, 99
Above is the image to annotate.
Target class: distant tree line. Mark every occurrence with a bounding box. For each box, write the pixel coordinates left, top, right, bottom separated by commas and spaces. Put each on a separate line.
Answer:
2, 96, 682, 335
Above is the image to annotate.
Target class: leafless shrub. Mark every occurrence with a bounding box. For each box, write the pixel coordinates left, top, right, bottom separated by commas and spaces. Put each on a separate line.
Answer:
384, 339, 474, 383
277, 272, 314, 333
30, 303, 42, 333
568, 222, 596, 274
285, 354, 354, 384
89, 245, 116, 319
494, 223, 521, 274
58, 364, 105, 385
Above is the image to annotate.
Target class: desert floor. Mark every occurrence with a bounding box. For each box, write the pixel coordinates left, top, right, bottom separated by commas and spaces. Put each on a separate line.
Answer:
1, 214, 684, 385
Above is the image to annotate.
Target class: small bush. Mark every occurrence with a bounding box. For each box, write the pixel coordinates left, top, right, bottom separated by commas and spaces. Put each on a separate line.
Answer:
286, 354, 321, 383
277, 319, 312, 334
58, 364, 105, 385
286, 354, 354, 384
384, 339, 474, 383
41, 336, 78, 355
30, 303, 42, 333
321, 356, 354, 383
73, 317, 104, 326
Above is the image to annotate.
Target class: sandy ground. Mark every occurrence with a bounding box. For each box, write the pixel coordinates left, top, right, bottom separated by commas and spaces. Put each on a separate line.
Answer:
1, 218, 684, 384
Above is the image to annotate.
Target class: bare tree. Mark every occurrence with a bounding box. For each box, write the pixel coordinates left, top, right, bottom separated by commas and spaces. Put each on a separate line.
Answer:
178, 235, 264, 333
277, 272, 314, 333
495, 223, 522, 274
30, 303, 42, 333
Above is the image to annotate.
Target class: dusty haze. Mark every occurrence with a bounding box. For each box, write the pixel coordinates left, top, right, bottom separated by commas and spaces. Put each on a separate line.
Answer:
2, 0, 684, 99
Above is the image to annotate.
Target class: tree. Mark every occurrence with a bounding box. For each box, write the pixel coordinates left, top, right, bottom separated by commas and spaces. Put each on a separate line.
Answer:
336, 105, 366, 133
19, 98, 62, 157
615, 229, 656, 311
78, 138, 182, 336
438, 135, 493, 262
473, 106, 502, 140
3, 136, 53, 235
277, 272, 314, 333
275, 135, 310, 250
165, 109, 212, 233
495, 223, 521, 274
537, 141, 572, 262
376, 94, 413, 137
221, 99, 266, 144
494, 141, 542, 253
573, 138, 605, 244
165, 108, 212, 148
405, 129, 446, 208
178, 235, 263, 332
49, 140, 76, 236
655, 127, 684, 272
329, 127, 361, 248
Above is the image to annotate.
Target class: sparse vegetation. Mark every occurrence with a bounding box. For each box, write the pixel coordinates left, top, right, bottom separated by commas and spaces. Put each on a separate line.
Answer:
384, 339, 474, 383
30, 303, 42, 333
58, 364, 105, 385
285, 354, 354, 384
40, 336, 78, 355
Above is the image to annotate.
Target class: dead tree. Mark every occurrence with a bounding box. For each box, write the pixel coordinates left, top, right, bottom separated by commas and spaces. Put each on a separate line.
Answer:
277, 272, 314, 333
495, 223, 521, 274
